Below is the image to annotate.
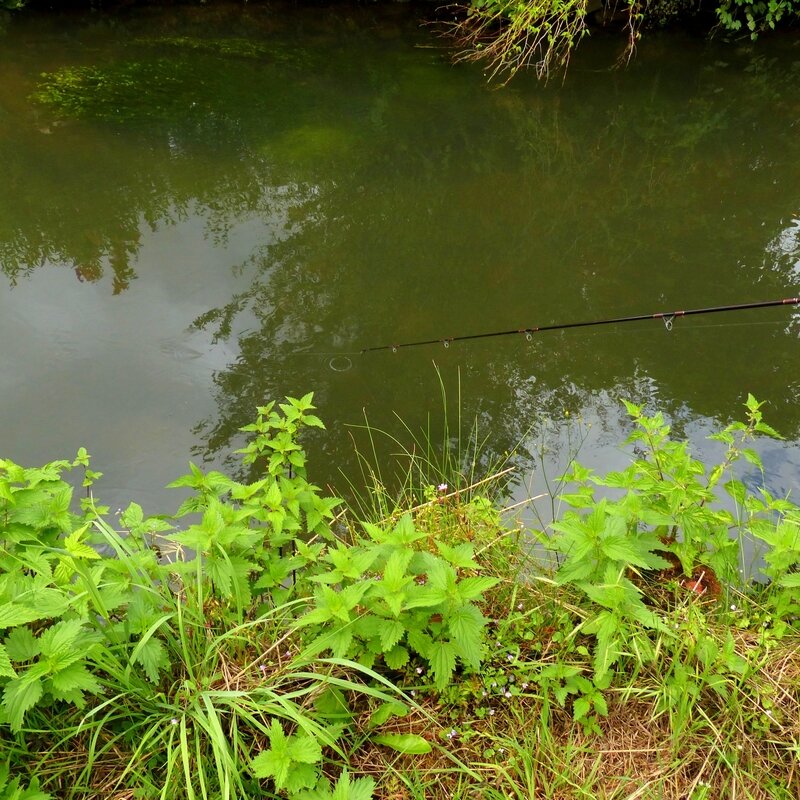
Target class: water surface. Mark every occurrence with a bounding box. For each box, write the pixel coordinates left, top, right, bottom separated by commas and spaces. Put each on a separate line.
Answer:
1, 3, 799, 520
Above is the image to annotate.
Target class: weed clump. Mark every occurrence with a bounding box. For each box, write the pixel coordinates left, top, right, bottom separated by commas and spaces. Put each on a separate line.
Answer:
1, 393, 799, 798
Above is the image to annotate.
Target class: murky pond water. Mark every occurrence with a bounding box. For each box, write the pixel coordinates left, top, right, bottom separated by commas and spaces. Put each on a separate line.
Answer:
1, 3, 799, 522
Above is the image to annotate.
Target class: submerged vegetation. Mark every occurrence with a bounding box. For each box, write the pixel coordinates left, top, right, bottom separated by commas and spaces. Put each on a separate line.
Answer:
2, 393, 799, 798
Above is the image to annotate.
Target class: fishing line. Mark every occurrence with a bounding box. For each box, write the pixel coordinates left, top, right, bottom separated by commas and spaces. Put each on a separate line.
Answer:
360, 297, 800, 355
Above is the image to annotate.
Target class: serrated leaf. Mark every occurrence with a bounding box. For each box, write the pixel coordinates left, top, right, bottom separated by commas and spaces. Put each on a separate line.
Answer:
384, 645, 409, 669
4, 627, 40, 662
378, 620, 405, 652
0, 644, 17, 678
447, 604, 484, 666
429, 640, 457, 690
572, 696, 591, 721
457, 576, 499, 601
332, 770, 375, 800
50, 663, 100, 695
3, 674, 43, 731
284, 762, 319, 794
0, 603, 41, 630
435, 541, 479, 569
288, 735, 323, 764
372, 733, 431, 754
38, 620, 86, 659
64, 528, 99, 560
132, 636, 169, 683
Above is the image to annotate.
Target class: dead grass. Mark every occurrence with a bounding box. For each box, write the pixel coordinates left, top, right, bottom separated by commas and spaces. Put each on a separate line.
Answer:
347, 631, 800, 800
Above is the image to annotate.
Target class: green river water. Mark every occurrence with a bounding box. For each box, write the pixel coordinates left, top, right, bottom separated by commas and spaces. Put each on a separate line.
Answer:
1, 3, 799, 521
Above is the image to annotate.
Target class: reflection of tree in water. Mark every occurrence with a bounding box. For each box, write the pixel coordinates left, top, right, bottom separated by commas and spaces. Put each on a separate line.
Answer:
179, 38, 800, 489
1, 4, 798, 488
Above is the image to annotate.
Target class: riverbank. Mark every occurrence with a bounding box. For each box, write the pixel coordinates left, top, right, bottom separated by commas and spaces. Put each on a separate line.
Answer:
2, 394, 799, 798
3, 0, 799, 82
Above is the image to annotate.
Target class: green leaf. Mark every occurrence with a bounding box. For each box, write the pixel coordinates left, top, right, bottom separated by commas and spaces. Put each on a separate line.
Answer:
0, 603, 42, 630
368, 701, 407, 729
38, 620, 86, 659
429, 640, 457, 689
447, 604, 484, 667
383, 645, 409, 670
284, 762, 319, 794
4, 627, 40, 662
435, 541, 479, 569
331, 770, 375, 800
252, 720, 290, 784
132, 636, 169, 683
0, 644, 17, 679
49, 663, 100, 696
288, 735, 323, 764
457, 576, 499, 601
371, 733, 431, 754
2, 674, 43, 731
64, 528, 99, 560
378, 620, 406, 652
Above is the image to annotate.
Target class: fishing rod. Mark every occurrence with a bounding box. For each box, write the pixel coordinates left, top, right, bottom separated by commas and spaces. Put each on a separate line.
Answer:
360, 297, 800, 354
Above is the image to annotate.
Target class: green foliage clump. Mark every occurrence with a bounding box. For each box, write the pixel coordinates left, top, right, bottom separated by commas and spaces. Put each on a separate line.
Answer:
453, 0, 800, 81
716, 0, 800, 37
0, 392, 501, 797
298, 511, 497, 689
1, 391, 800, 797
543, 395, 799, 682
453, 0, 594, 81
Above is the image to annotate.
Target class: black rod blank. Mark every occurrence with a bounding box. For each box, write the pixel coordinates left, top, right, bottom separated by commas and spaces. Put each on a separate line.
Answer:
360, 297, 800, 354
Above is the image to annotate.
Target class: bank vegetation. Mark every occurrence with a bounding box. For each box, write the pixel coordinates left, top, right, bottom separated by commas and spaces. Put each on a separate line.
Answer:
2, 393, 799, 798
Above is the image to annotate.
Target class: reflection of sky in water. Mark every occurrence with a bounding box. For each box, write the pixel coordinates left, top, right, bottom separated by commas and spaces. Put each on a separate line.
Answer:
0, 212, 257, 512
767, 217, 800, 280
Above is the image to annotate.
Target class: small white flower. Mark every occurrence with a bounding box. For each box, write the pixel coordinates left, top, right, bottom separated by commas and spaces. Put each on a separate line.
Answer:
730, 604, 737, 611
410, 690, 416, 697
481, 690, 487, 697
170, 718, 178, 726
517, 602, 524, 611
416, 667, 424, 675
491, 682, 497, 688
506, 654, 514, 662
437, 483, 448, 493
488, 708, 495, 716
521, 682, 529, 690
504, 691, 512, 698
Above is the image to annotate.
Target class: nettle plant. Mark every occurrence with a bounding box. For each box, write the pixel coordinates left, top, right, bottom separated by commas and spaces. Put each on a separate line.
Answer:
0, 394, 342, 727
297, 513, 499, 690
166, 393, 341, 618
545, 396, 800, 682
0, 394, 390, 799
